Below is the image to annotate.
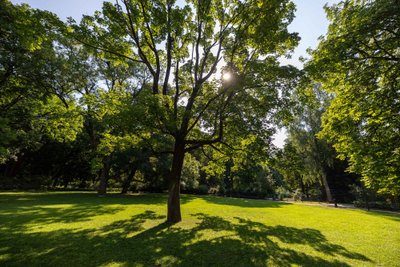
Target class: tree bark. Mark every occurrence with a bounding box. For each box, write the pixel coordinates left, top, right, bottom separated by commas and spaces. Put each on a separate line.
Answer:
321, 173, 333, 202
121, 167, 137, 194
97, 156, 111, 196
167, 140, 185, 223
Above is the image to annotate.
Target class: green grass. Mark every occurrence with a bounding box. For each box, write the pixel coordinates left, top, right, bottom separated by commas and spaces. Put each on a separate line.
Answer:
0, 192, 399, 266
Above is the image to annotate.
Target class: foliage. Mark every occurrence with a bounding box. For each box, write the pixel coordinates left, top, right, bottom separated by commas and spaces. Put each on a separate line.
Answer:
67, 0, 301, 221
200, 134, 283, 198
276, 84, 337, 201
307, 0, 400, 197
32, 96, 83, 142
181, 153, 200, 191
2, 0, 398, 214
0, 1, 83, 162
275, 186, 291, 200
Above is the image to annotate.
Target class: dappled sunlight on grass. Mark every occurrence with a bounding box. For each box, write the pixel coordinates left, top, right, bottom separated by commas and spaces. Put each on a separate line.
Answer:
0, 192, 399, 266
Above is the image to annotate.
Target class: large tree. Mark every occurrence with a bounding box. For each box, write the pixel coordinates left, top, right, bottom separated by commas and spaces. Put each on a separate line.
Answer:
0, 1, 83, 164
281, 85, 335, 202
71, 0, 299, 222
308, 0, 400, 198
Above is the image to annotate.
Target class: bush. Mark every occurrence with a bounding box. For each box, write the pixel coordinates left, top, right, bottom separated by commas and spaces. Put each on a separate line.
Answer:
196, 184, 209, 195
354, 200, 394, 210
350, 185, 399, 211
0, 175, 52, 190
292, 188, 304, 201
181, 154, 200, 191
275, 186, 290, 200
307, 188, 322, 201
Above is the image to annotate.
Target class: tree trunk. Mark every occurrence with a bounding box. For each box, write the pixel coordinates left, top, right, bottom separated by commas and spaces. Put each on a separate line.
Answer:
97, 156, 111, 196
121, 167, 137, 194
321, 173, 333, 202
167, 140, 185, 223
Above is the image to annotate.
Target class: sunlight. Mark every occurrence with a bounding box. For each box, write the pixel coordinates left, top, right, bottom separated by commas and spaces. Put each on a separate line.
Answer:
222, 72, 232, 81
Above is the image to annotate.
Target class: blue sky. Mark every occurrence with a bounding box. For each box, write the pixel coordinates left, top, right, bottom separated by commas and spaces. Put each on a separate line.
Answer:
11, 0, 340, 147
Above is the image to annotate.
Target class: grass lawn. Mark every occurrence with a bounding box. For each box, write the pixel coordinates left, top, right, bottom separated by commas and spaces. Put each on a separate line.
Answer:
0, 192, 399, 266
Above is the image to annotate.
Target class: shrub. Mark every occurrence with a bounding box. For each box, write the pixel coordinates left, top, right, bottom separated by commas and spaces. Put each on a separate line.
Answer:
354, 200, 395, 210
292, 188, 304, 201
275, 186, 290, 200
197, 184, 209, 195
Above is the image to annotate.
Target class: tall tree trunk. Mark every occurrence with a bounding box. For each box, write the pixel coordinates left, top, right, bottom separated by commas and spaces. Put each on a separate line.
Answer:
321, 173, 333, 202
121, 167, 137, 194
97, 156, 111, 196
167, 140, 185, 223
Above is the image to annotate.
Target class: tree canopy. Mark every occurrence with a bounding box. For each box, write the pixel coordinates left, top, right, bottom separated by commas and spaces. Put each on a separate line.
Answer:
67, 0, 301, 222
307, 0, 400, 197
1, 0, 399, 219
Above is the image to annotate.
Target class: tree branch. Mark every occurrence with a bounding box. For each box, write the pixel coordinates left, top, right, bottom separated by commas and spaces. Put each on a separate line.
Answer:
73, 37, 143, 63
163, 2, 173, 95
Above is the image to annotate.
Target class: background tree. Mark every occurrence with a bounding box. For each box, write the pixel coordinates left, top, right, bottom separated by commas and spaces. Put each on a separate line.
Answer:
275, 141, 308, 198
276, 82, 361, 202
287, 86, 334, 202
0, 1, 83, 179
308, 0, 400, 201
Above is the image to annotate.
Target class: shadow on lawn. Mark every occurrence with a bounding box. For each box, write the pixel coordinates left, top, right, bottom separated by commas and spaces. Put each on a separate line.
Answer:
0, 192, 169, 206
0, 192, 169, 233
358, 210, 400, 222
0, 192, 289, 209
0, 205, 125, 233
0, 210, 371, 267
197, 195, 291, 208
0, 193, 290, 234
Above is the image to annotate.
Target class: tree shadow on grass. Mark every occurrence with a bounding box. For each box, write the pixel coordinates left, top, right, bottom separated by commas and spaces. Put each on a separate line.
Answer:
0, 192, 208, 235
0, 192, 169, 207
0, 211, 372, 267
358, 210, 400, 222
193, 194, 291, 208
229, 217, 370, 262
0, 192, 168, 233
101, 210, 165, 235
0, 205, 125, 233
